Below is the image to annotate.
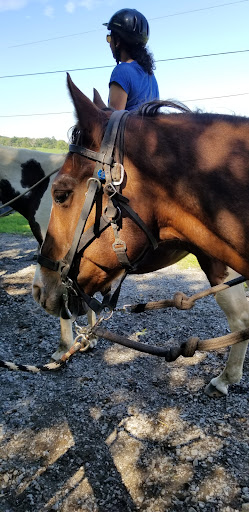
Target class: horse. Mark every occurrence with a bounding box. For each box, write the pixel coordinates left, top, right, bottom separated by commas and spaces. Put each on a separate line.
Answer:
0, 144, 96, 361
32, 73, 249, 397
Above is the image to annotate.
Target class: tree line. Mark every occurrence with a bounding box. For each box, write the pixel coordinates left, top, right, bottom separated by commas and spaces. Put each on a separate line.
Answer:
0, 135, 68, 152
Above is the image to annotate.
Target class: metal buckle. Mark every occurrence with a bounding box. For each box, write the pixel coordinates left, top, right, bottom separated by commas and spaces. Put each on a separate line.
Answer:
104, 182, 117, 198
112, 239, 127, 253
112, 163, 124, 186
104, 205, 121, 222
86, 177, 101, 191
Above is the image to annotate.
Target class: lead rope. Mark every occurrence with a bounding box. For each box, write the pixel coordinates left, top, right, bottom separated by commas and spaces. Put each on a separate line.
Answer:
116, 275, 247, 313
1, 315, 249, 372
0, 277, 249, 372
0, 312, 116, 373
0, 314, 107, 373
0, 272, 247, 372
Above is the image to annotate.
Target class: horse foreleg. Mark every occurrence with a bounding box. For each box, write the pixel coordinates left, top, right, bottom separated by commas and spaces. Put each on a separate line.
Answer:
86, 308, 98, 348
51, 309, 97, 361
51, 318, 74, 361
205, 269, 249, 397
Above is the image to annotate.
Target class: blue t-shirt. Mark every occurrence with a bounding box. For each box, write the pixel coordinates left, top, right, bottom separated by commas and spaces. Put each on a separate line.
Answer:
109, 61, 159, 111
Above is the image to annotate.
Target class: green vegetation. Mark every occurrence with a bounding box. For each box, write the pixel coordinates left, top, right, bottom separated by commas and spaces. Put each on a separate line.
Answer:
0, 135, 68, 153
175, 253, 199, 269
0, 212, 31, 234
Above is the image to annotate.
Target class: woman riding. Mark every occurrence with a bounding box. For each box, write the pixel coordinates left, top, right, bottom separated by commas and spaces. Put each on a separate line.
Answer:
104, 8, 159, 111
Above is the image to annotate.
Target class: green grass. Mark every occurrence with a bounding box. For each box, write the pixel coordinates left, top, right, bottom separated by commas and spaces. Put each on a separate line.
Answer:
0, 212, 31, 234
32, 147, 66, 154
175, 253, 199, 269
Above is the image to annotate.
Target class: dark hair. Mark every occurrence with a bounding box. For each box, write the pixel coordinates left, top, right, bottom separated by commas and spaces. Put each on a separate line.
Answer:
112, 32, 155, 75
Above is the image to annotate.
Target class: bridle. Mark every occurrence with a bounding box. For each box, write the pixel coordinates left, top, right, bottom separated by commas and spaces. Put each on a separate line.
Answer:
37, 110, 158, 319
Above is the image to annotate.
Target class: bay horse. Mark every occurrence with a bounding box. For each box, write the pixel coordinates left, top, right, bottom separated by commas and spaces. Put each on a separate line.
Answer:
33, 74, 249, 396
0, 144, 96, 360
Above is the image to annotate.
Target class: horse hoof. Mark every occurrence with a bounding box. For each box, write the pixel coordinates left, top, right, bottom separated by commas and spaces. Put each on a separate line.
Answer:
50, 355, 60, 363
204, 382, 227, 398
51, 349, 67, 362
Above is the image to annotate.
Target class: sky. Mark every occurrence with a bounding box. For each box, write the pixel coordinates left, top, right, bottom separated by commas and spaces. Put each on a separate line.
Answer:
1, 0, 249, 142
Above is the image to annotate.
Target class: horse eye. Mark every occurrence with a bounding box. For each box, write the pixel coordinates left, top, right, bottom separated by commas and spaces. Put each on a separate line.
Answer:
54, 191, 71, 204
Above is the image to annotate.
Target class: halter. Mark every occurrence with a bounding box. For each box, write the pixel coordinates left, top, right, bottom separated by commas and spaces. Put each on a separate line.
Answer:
38, 110, 158, 318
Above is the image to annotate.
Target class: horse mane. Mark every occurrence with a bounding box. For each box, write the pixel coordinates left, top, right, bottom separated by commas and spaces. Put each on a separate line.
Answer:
137, 99, 192, 117
67, 100, 192, 144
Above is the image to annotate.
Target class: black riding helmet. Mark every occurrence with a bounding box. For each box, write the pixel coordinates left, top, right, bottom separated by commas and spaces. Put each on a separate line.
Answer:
103, 8, 149, 46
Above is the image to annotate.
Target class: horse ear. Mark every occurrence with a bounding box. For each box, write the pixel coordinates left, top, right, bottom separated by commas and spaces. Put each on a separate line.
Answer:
66, 73, 106, 146
93, 88, 107, 109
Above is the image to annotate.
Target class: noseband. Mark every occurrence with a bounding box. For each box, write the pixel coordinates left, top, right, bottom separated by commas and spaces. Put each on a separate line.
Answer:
38, 110, 158, 318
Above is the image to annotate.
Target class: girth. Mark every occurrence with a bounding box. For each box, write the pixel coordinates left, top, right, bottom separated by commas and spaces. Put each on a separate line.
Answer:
38, 109, 158, 318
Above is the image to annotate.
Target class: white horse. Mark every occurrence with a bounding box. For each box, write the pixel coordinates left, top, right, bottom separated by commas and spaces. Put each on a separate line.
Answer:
0, 144, 96, 361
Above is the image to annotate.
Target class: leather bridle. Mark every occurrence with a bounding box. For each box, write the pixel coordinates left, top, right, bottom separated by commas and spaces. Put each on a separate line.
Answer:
38, 110, 158, 319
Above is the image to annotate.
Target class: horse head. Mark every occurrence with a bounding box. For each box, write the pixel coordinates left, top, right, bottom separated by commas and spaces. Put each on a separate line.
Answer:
32, 74, 153, 318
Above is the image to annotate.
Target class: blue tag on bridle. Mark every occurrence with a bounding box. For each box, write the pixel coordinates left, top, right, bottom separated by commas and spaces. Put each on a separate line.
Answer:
97, 169, 105, 180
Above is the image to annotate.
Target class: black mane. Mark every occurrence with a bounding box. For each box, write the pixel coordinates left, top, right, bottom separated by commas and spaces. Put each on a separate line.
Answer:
137, 99, 192, 117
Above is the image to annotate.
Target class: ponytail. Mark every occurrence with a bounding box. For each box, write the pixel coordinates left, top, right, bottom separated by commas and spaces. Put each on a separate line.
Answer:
111, 31, 156, 74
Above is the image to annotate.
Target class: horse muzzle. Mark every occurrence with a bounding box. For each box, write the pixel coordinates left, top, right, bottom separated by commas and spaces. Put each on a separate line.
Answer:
32, 265, 66, 317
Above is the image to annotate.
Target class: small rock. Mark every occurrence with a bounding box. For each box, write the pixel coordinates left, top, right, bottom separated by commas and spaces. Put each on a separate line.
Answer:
51, 504, 60, 511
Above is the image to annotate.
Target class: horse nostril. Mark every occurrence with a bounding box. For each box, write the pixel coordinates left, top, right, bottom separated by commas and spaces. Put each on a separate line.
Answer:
41, 299, 46, 309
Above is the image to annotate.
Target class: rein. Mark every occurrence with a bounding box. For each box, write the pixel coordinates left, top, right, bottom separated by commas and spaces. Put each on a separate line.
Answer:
38, 110, 158, 318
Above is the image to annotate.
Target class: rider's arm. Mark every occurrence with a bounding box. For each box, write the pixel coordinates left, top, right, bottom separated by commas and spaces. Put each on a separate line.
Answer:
108, 82, 128, 110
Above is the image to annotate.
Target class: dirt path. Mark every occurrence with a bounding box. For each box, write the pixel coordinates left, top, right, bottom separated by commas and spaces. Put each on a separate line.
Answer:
0, 234, 248, 512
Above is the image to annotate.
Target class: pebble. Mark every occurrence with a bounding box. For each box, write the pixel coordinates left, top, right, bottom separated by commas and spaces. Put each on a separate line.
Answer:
207, 456, 214, 463
0, 235, 248, 512
198, 502, 206, 509
51, 504, 60, 511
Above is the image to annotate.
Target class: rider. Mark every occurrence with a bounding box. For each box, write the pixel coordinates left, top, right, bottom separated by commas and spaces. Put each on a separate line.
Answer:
103, 8, 159, 111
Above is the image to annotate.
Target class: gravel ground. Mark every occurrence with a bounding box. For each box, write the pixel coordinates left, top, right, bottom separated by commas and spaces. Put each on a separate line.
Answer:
0, 234, 248, 512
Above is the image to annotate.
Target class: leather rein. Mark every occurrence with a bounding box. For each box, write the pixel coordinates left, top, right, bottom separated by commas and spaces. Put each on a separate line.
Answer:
38, 110, 158, 319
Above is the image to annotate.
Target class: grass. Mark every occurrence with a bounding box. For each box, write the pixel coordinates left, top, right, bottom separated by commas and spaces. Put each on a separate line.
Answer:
175, 253, 199, 269
32, 147, 66, 154
0, 212, 31, 234
0, 212, 199, 268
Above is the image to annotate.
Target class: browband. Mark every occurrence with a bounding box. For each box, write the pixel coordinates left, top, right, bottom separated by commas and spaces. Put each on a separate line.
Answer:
69, 144, 113, 166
